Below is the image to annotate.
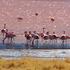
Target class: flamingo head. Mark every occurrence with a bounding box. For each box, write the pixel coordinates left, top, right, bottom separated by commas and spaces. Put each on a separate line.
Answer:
46, 32, 49, 35
53, 32, 55, 34
33, 31, 36, 34
29, 31, 32, 34
24, 31, 27, 34
1, 29, 8, 33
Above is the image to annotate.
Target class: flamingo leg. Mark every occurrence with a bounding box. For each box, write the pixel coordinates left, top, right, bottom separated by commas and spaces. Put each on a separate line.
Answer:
36, 39, 39, 48
32, 40, 34, 47
26, 40, 31, 49
10, 38, 13, 44
30, 39, 32, 48
3, 37, 6, 44
25, 39, 28, 49
62, 40, 65, 48
28, 39, 31, 49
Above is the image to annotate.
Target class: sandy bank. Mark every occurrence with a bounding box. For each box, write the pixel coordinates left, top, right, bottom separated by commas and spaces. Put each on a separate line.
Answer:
0, 57, 70, 70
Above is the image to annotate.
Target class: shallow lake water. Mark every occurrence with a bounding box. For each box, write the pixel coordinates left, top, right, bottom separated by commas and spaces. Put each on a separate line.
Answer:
0, 37, 70, 59
0, 49, 70, 59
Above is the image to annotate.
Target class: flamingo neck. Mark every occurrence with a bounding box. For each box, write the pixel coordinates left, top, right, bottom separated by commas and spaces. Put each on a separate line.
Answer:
62, 34, 66, 36
53, 34, 57, 36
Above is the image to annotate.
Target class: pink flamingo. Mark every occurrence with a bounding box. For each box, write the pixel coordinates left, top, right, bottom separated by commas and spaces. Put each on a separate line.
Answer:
32, 31, 39, 48
39, 32, 49, 40
60, 31, 68, 45
39, 28, 46, 40
1, 29, 16, 44
24, 31, 32, 48
1, 24, 7, 37
42, 31, 58, 44
39, 31, 50, 48
43, 32, 50, 40
49, 32, 59, 44
49, 32, 58, 40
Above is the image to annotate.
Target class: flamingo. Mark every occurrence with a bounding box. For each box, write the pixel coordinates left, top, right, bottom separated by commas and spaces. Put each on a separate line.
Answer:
1, 29, 16, 44
39, 27, 46, 41
32, 31, 39, 48
24, 31, 29, 48
60, 31, 67, 43
39, 32, 49, 41
49, 32, 59, 46
1, 24, 7, 37
43, 32, 49, 40
60, 31, 68, 48
39, 31, 50, 48
50, 32, 58, 40
39, 27, 46, 38
24, 31, 32, 49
